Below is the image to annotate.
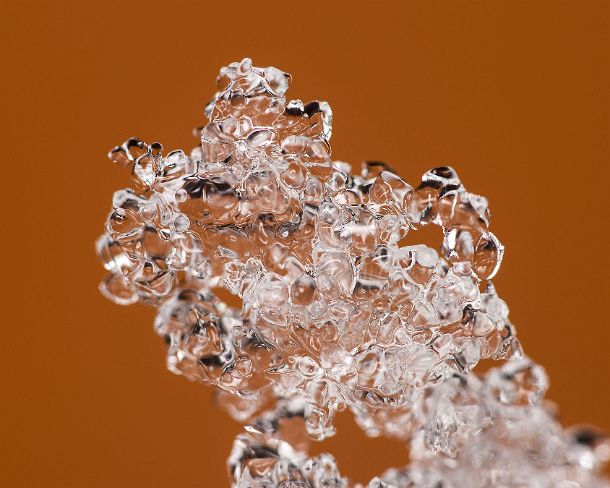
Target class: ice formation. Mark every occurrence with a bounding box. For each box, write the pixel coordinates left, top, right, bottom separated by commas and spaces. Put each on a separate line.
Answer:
97, 58, 610, 486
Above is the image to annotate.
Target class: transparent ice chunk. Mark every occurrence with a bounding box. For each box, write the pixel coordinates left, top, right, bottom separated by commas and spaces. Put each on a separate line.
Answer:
97, 58, 609, 487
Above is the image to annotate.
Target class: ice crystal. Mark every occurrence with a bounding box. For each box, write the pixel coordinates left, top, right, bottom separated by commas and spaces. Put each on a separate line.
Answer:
97, 58, 610, 486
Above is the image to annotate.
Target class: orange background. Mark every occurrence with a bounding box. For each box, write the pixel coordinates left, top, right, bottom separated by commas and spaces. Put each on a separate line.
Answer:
2, 1, 609, 486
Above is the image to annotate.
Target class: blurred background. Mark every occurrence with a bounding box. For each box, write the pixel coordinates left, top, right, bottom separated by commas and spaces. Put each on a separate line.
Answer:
2, 0, 609, 486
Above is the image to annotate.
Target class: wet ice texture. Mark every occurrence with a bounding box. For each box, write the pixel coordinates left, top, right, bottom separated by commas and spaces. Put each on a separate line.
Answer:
229, 363, 609, 488
97, 59, 609, 486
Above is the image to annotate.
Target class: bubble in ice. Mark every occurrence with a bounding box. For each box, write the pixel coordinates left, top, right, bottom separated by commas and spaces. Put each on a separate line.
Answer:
97, 58, 610, 487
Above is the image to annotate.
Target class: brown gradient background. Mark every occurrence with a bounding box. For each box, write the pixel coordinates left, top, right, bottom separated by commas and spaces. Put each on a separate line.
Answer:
2, 1, 609, 486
